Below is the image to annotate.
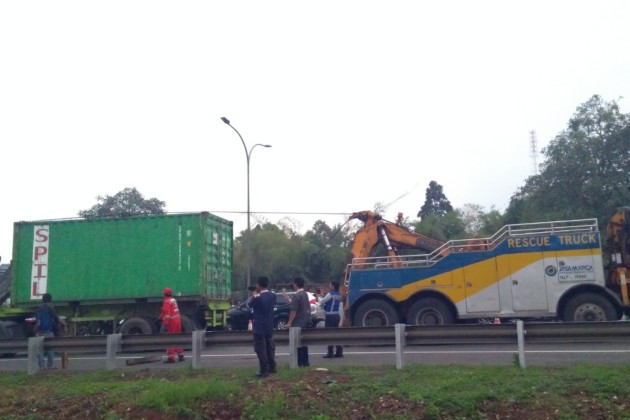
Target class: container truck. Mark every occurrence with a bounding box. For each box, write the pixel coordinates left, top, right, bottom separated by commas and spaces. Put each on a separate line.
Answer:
344, 208, 630, 326
0, 212, 233, 338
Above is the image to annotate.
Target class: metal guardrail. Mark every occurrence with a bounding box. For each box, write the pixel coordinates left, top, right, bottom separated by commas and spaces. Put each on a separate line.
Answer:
3, 321, 630, 374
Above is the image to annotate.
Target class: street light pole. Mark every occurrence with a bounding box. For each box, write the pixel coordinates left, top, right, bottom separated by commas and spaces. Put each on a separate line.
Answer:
221, 117, 271, 289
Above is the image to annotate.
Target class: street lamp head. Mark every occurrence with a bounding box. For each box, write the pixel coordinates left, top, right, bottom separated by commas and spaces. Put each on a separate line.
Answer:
221, 117, 230, 125
262, 144, 272, 148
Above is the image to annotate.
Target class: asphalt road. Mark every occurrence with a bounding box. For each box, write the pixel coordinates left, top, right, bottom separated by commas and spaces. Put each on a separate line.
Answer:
3, 342, 630, 373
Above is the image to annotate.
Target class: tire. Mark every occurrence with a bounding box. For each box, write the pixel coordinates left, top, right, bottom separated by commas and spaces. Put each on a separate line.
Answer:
119, 317, 154, 335
407, 298, 454, 325
0, 321, 19, 357
225, 321, 234, 331
141, 317, 158, 334
353, 300, 399, 327
180, 315, 194, 333
562, 292, 618, 322
191, 310, 207, 331
275, 317, 289, 330
0, 321, 26, 339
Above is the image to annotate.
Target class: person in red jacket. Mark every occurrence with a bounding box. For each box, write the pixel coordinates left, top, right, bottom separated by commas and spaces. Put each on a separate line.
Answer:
160, 287, 184, 363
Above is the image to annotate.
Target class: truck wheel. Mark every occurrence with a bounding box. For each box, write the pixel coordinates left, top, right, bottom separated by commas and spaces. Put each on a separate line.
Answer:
120, 317, 154, 335
562, 293, 618, 322
179, 314, 206, 332
407, 298, 454, 325
180, 315, 194, 333
191, 311, 207, 330
353, 300, 399, 327
141, 317, 158, 333
0, 321, 20, 357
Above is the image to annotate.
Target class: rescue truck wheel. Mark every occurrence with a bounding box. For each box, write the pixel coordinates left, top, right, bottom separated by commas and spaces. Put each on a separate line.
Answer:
119, 317, 154, 335
353, 300, 399, 327
407, 298, 454, 325
562, 293, 618, 322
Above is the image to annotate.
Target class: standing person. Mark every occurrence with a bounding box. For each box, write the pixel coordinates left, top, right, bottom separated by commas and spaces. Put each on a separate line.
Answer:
34, 293, 60, 370
160, 287, 184, 363
315, 288, 324, 300
286, 277, 311, 367
247, 276, 276, 378
318, 281, 344, 358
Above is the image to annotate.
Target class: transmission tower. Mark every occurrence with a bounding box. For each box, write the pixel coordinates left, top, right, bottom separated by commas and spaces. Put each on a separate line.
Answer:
529, 130, 538, 175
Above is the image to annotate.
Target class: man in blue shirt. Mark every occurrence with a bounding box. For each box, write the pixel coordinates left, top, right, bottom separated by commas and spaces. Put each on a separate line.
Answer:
35, 293, 60, 370
318, 281, 344, 358
248, 276, 276, 378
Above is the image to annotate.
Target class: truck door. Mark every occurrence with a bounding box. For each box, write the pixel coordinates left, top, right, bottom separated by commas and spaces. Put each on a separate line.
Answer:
463, 259, 500, 313
509, 252, 548, 311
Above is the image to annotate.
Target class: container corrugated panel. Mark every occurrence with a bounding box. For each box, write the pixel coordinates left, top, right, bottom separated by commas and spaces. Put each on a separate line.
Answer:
11, 212, 232, 305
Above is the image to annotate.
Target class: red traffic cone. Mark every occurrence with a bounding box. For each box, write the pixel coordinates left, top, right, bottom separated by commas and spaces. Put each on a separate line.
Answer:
248, 319, 253, 332
493, 317, 501, 324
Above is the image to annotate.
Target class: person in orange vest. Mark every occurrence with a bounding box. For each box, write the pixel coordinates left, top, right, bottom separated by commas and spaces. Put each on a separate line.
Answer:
160, 287, 184, 363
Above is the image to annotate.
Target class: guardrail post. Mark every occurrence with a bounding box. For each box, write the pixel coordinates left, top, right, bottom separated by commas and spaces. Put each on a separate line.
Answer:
516, 320, 526, 369
27, 336, 44, 375
395, 323, 406, 370
106, 333, 122, 371
289, 327, 301, 369
192, 330, 205, 370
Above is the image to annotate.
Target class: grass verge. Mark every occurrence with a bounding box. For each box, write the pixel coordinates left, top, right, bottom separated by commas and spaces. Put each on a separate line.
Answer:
1, 364, 629, 419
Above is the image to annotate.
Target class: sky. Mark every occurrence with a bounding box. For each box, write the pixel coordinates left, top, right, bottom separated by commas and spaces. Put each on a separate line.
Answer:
1, 1, 629, 262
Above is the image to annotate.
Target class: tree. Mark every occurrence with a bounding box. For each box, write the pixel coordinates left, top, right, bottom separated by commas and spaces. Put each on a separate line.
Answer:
300, 220, 353, 282
459, 203, 505, 237
505, 95, 630, 226
477, 207, 505, 237
459, 203, 485, 237
417, 181, 453, 219
413, 211, 467, 242
231, 222, 299, 292
252, 223, 301, 286
231, 218, 354, 293
78, 187, 166, 219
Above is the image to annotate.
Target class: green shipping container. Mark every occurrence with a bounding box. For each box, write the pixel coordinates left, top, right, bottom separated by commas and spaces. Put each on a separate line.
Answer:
11, 212, 232, 306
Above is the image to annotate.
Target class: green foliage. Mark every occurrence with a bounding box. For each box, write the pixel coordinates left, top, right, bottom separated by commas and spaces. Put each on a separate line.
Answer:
233, 222, 303, 290
459, 203, 485, 236
137, 378, 240, 413
478, 208, 504, 235
242, 392, 286, 418
301, 220, 353, 282
413, 211, 467, 241
417, 181, 453, 219
78, 187, 166, 219
459, 203, 506, 237
3, 365, 630, 418
505, 95, 630, 226
232, 219, 352, 292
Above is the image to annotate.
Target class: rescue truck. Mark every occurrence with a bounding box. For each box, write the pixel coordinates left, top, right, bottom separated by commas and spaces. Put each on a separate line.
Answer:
344, 208, 630, 326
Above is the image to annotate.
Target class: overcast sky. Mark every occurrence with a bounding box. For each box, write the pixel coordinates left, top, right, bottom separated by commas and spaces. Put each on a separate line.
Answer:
1, 1, 629, 262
